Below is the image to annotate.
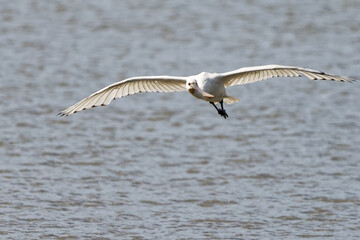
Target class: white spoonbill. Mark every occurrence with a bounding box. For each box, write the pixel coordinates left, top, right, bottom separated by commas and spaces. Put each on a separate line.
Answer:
59, 64, 355, 119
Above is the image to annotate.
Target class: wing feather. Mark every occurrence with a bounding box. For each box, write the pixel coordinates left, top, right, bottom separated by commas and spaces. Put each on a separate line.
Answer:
138, 81, 143, 92
133, 81, 140, 94
244, 72, 252, 84
94, 89, 111, 106
277, 69, 286, 77
104, 88, 117, 105
263, 69, 268, 79
255, 70, 260, 82
221, 65, 355, 87
59, 76, 187, 116
129, 82, 135, 94
282, 69, 293, 77
143, 80, 152, 92
122, 81, 130, 96
302, 72, 318, 80
270, 69, 278, 77
115, 84, 123, 98
161, 81, 172, 92
155, 81, 166, 92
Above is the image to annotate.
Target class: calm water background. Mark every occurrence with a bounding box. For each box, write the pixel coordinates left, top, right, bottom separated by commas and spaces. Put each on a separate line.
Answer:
1, 1, 360, 239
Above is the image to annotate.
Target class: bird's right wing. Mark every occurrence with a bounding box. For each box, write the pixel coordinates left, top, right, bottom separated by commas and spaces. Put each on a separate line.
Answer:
220, 65, 355, 87
59, 76, 187, 116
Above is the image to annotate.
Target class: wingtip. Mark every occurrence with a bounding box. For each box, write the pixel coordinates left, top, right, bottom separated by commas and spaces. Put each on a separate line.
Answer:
348, 76, 359, 83
57, 111, 69, 117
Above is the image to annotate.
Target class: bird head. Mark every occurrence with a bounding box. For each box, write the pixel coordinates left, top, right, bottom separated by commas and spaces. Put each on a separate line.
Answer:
186, 79, 198, 94
186, 79, 214, 98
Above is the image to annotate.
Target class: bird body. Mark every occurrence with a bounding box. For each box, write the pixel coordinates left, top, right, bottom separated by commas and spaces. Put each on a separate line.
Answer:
187, 72, 227, 103
59, 64, 355, 119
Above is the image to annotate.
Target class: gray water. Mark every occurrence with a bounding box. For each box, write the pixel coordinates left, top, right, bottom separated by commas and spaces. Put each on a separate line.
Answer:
1, 1, 360, 239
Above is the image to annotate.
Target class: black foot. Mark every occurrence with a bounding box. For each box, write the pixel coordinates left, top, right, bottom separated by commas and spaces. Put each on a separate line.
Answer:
217, 109, 228, 119
210, 101, 229, 119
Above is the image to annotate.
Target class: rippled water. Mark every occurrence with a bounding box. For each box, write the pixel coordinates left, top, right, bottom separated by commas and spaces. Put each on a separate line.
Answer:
1, 0, 360, 239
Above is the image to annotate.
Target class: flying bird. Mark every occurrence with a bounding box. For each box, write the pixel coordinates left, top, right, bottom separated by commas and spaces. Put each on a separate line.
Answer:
59, 64, 355, 119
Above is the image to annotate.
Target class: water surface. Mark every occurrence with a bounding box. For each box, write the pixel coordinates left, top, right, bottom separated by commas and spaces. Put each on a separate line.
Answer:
1, 1, 360, 239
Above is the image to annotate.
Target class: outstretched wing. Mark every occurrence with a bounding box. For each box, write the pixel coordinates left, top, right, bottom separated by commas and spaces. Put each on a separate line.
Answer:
220, 65, 355, 87
59, 76, 187, 116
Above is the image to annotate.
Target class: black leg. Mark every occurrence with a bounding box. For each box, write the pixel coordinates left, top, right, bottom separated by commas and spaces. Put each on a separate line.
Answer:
219, 100, 228, 119
210, 102, 219, 111
220, 100, 225, 111
210, 101, 228, 119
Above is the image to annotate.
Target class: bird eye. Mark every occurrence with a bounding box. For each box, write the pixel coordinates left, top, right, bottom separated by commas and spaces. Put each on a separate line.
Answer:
188, 83, 191, 86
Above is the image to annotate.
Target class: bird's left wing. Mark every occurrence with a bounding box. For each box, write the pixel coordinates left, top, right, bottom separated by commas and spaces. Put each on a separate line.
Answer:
220, 64, 355, 87
59, 76, 187, 116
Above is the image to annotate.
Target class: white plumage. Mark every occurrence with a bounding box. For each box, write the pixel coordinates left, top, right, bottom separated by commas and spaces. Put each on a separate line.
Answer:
59, 64, 355, 119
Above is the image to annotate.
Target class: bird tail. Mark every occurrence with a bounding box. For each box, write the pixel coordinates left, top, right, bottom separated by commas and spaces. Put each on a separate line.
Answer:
223, 96, 239, 104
